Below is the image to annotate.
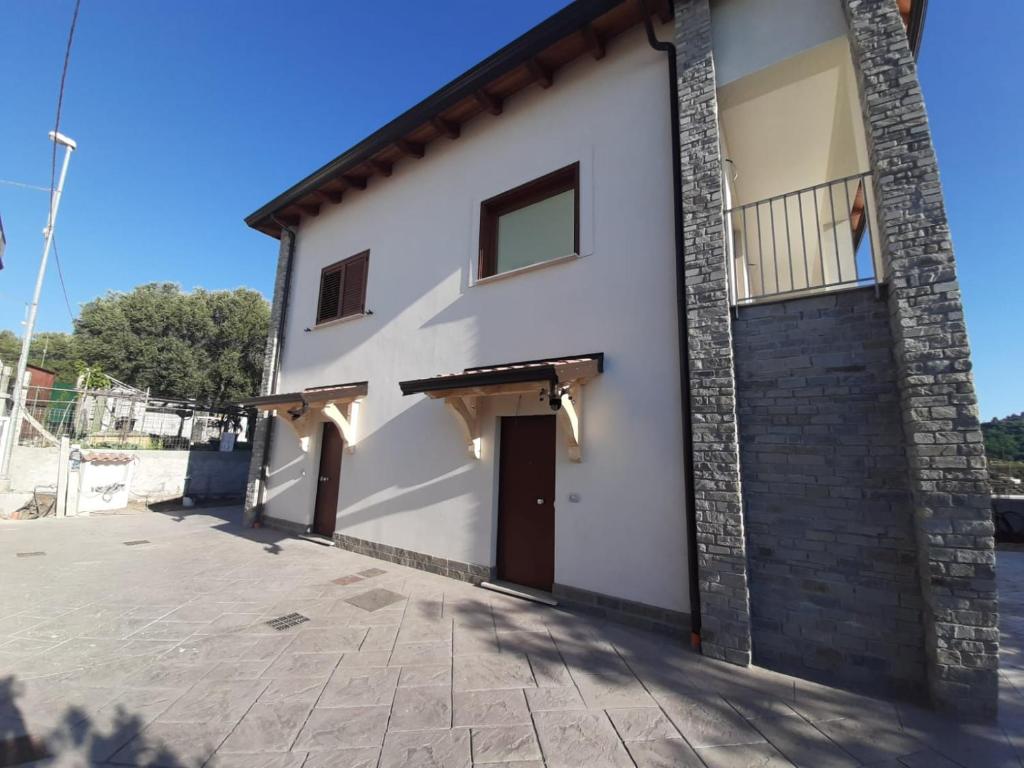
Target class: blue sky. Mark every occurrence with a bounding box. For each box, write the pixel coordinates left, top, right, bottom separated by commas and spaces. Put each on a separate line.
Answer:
0, 2, 1020, 420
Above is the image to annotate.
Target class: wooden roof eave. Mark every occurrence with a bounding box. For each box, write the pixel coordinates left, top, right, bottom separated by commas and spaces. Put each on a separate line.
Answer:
242, 382, 368, 453
245, 0, 672, 239
399, 354, 602, 462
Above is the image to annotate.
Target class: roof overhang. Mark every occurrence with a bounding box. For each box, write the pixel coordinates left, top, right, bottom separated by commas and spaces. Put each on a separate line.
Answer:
400, 354, 603, 461
244, 0, 671, 239
899, 0, 928, 57
399, 354, 603, 398
240, 382, 368, 411
241, 382, 368, 453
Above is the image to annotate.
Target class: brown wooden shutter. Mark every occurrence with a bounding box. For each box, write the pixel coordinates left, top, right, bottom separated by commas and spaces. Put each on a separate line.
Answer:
340, 251, 368, 317
316, 267, 342, 324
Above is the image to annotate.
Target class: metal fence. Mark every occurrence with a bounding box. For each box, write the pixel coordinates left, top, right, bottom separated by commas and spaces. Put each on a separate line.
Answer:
725, 171, 882, 306
5, 385, 251, 451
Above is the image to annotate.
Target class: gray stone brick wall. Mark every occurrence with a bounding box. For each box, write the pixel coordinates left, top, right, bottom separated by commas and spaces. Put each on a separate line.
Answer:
333, 532, 492, 585
674, 0, 752, 665
244, 228, 297, 526
842, 0, 997, 718
734, 286, 925, 697
552, 584, 690, 638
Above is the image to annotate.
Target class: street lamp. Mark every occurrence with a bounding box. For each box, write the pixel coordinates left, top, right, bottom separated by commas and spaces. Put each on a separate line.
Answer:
0, 131, 77, 485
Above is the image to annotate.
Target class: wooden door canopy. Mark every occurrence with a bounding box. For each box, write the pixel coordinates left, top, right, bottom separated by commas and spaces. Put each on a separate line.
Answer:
245, 0, 673, 239
240, 382, 367, 453
399, 354, 602, 462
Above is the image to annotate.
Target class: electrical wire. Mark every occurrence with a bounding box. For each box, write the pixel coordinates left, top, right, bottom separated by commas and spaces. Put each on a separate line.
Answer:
0, 179, 50, 192
45, 0, 82, 325
49, 0, 82, 206
51, 235, 76, 322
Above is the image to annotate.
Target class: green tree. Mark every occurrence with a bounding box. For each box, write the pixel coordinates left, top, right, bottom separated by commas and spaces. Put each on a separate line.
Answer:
73, 283, 269, 402
0, 329, 79, 383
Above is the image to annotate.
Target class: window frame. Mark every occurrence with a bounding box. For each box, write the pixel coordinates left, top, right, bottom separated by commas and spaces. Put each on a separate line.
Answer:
315, 250, 369, 326
478, 162, 580, 280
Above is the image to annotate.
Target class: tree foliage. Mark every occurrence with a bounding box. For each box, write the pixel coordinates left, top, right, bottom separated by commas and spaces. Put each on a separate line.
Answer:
0, 329, 80, 383
70, 284, 269, 403
983, 413, 1024, 462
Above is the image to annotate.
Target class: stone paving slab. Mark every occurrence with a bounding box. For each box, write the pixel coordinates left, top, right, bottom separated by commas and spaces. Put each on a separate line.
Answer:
0, 507, 1020, 767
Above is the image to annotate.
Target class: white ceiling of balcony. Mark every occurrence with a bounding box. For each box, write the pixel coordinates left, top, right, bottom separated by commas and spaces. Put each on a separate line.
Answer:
717, 36, 869, 208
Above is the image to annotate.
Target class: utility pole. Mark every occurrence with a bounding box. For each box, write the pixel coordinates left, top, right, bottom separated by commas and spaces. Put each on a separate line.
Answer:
0, 131, 77, 486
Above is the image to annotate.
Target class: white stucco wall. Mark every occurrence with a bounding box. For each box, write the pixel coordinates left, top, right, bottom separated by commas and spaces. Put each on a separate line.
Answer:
710, 0, 847, 86
264, 23, 690, 613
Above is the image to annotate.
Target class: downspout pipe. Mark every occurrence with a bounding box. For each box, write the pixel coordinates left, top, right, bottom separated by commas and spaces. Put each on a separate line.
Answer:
251, 215, 297, 524
641, 3, 702, 648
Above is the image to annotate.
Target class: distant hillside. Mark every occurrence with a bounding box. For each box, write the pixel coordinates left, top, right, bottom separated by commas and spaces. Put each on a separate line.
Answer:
983, 413, 1024, 462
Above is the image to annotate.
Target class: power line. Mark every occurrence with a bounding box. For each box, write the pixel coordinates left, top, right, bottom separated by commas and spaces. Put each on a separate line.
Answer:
0, 179, 50, 192
49, 0, 82, 205
51, 235, 76, 323
44, 0, 82, 328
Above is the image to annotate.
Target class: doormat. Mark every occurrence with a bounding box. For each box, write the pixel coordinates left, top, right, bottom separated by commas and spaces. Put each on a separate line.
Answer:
265, 612, 310, 631
358, 568, 387, 578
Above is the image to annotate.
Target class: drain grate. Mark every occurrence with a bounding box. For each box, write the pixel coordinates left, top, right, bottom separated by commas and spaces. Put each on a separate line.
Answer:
265, 612, 310, 631
16, 552, 45, 558
123, 540, 150, 546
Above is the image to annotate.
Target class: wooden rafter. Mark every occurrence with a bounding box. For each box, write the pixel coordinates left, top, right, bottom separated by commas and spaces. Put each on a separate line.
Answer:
581, 25, 606, 60
474, 90, 503, 116
314, 189, 343, 205
370, 159, 393, 177
432, 117, 461, 139
343, 175, 367, 190
396, 139, 425, 158
298, 203, 320, 218
527, 58, 553, 89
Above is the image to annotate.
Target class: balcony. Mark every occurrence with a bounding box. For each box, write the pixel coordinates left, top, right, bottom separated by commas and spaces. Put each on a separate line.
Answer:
724, 171, 882, 306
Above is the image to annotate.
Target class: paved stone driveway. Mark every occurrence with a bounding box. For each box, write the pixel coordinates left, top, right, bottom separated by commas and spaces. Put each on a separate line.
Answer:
0, 506, 1020, 767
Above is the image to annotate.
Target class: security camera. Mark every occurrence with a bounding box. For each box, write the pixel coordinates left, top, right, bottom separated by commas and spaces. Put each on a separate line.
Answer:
548, 394, 562, 412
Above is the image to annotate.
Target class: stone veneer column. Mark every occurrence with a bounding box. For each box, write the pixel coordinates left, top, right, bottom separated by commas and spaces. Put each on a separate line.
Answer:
244, 227, 297, 526
842, 0, 997, 717
674, 0, 752, 665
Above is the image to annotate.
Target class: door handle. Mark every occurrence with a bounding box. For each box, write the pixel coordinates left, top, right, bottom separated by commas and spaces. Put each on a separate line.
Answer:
536, 498, 544, 505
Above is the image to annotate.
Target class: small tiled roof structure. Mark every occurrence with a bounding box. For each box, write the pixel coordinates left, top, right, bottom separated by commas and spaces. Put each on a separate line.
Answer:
81, 452, 134, 465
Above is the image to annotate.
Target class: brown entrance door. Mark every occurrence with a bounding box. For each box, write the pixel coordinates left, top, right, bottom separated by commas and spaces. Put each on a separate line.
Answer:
313, 422, 343, 537
497, 415, 556, 591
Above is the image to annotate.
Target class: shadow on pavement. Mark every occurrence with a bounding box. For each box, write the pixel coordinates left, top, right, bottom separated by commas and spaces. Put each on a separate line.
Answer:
0, 675, 189, 767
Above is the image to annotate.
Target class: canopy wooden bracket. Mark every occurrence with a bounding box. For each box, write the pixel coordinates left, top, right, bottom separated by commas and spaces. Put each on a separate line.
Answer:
275, 408, 315, 453
445, 396, 480, 459
322, 400, 360, 454
558, 382, 583, 462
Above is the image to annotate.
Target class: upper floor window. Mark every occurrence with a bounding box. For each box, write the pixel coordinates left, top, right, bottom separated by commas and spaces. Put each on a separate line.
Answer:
317, 251, 369, 325
479, 163, 579, 279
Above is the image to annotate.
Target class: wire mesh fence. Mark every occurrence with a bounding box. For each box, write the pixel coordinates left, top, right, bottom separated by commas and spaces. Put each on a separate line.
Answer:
6, 385, 251, 451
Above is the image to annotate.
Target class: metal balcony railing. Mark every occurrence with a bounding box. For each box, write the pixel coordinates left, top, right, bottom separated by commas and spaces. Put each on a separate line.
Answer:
724, 171, 882, 306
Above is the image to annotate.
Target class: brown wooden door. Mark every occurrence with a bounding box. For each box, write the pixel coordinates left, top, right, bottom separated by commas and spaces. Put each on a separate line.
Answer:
497, 415, 556, 591
313, 422, 343, 537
